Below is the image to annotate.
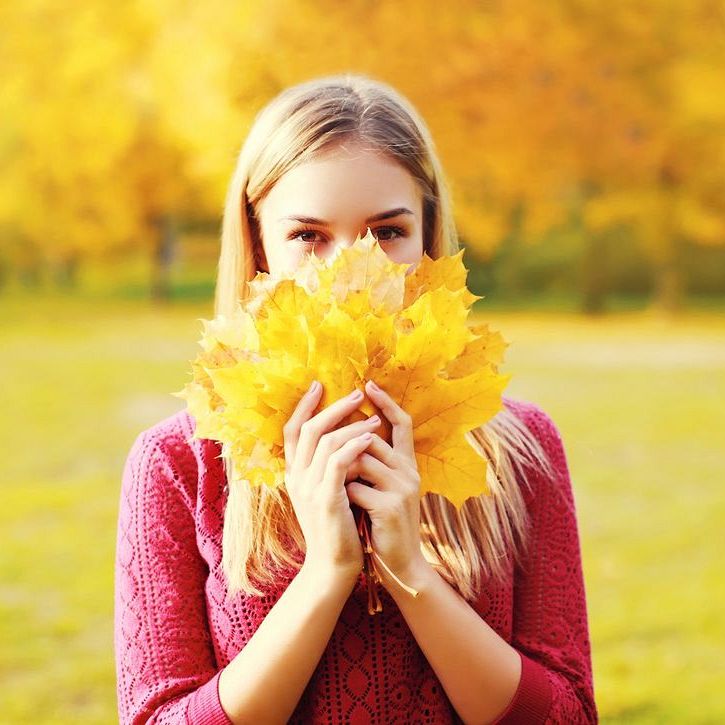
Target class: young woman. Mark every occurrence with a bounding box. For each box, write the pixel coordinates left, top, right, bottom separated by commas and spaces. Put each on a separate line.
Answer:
114, 73, 597, 724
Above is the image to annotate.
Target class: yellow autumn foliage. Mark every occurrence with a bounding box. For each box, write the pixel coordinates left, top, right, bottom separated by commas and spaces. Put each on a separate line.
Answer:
173, 229, 511, 510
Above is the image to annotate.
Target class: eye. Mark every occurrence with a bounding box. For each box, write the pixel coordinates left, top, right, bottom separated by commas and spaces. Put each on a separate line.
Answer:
373, 225, 407, 242
287, 227, 326, 246
286, 225, 407, 247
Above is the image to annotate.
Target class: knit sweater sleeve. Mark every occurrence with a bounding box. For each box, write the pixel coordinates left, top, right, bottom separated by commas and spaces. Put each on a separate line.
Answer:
493, 404, 598, 724
114, 426, 233, 725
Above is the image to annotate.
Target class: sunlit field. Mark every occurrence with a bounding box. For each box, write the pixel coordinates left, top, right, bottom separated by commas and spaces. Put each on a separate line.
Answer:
2, 295, 723, 723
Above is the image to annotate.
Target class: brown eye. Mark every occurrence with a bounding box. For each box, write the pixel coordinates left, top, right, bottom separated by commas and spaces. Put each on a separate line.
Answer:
374, 226, 406, 242
288, 228, 325, 246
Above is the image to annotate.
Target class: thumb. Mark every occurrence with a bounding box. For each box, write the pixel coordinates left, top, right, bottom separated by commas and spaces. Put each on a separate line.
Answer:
345, 480, 384, 511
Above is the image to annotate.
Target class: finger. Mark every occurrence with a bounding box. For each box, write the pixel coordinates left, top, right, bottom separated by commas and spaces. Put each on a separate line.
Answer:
322, 432, 375, 495
307, 415, 381, 479
296, 387, 367, 470
352, 451, 397, 493
283, 380, 323, 471
344, 432, 396, 481
364, 380, 416, 460
361, 432, 396, 468
345, 479, 386, 511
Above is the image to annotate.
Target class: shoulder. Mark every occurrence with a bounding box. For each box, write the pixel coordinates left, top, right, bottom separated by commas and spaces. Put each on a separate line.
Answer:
127, 408, 196, 469
501, 394, 567, 458
499, 394, 572, 504
123, 408, 220, 507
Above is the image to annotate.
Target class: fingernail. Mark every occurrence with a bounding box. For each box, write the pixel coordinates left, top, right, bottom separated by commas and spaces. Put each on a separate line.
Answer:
308, 380, 319, 394
368, 380, 381, 392
368, 415, 380, 424
349, 389, 363, 400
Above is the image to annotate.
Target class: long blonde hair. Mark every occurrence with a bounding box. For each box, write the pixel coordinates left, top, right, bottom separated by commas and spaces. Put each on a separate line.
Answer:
214, 73, 553, 602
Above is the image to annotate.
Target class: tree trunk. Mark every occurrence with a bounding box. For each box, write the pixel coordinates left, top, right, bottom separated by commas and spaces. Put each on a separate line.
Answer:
576, 181, 608, 315
651, 237, 684, 314
495, 200, 525, 299
54, 254, 80, 289
650, 164, 684, 315
580, 232, 608, 315
150, 214, 176, 302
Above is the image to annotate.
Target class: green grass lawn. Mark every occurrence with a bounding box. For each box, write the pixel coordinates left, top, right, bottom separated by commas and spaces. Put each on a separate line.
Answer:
1, 294, 723, 723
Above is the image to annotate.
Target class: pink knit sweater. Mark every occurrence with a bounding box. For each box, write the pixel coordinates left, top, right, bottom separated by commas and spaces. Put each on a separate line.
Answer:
114, 396, 597, 724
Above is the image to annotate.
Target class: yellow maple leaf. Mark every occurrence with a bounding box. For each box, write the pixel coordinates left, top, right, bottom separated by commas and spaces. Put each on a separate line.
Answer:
172, 228, 511, 510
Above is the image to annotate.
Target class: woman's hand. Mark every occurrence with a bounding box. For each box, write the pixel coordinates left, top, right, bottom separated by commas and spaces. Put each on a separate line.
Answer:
283, 381, 382, 582
344, 379, 428, 590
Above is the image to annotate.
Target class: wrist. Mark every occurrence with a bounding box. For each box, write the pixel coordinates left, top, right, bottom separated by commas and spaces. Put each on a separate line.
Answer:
299, 559, 361, 591
377, 553, 434, 599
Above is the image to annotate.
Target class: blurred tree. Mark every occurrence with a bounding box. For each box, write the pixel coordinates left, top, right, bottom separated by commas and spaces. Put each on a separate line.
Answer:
1, 0, 723, 308
0, 2, 200, 297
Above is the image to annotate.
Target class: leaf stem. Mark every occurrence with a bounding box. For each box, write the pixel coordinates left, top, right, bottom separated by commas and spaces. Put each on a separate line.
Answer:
354, 506, 419, 614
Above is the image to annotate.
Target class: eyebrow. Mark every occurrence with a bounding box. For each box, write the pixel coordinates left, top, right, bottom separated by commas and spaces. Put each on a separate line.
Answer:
278, 207, 414, 225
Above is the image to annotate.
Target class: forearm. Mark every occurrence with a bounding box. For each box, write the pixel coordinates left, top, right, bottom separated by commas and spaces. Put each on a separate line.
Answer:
218, 563, 357, 724
384, 557, 521, 725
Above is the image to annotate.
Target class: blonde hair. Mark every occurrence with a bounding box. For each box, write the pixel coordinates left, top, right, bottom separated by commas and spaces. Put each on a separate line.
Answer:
214, 73, 554, 602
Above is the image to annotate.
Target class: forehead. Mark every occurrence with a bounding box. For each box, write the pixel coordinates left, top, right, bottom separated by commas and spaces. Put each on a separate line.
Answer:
260, 144, 422, 220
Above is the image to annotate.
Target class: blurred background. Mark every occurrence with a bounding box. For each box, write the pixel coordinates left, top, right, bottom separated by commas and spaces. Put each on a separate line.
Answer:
1, 1, 723, 722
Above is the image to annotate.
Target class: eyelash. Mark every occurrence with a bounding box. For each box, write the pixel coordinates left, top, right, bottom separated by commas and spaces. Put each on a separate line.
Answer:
287, 225, 407, 246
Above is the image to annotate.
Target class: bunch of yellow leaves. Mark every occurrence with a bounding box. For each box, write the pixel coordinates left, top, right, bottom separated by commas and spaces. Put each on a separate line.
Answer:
173, 228, 511, 512
174, 228, 511, 611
